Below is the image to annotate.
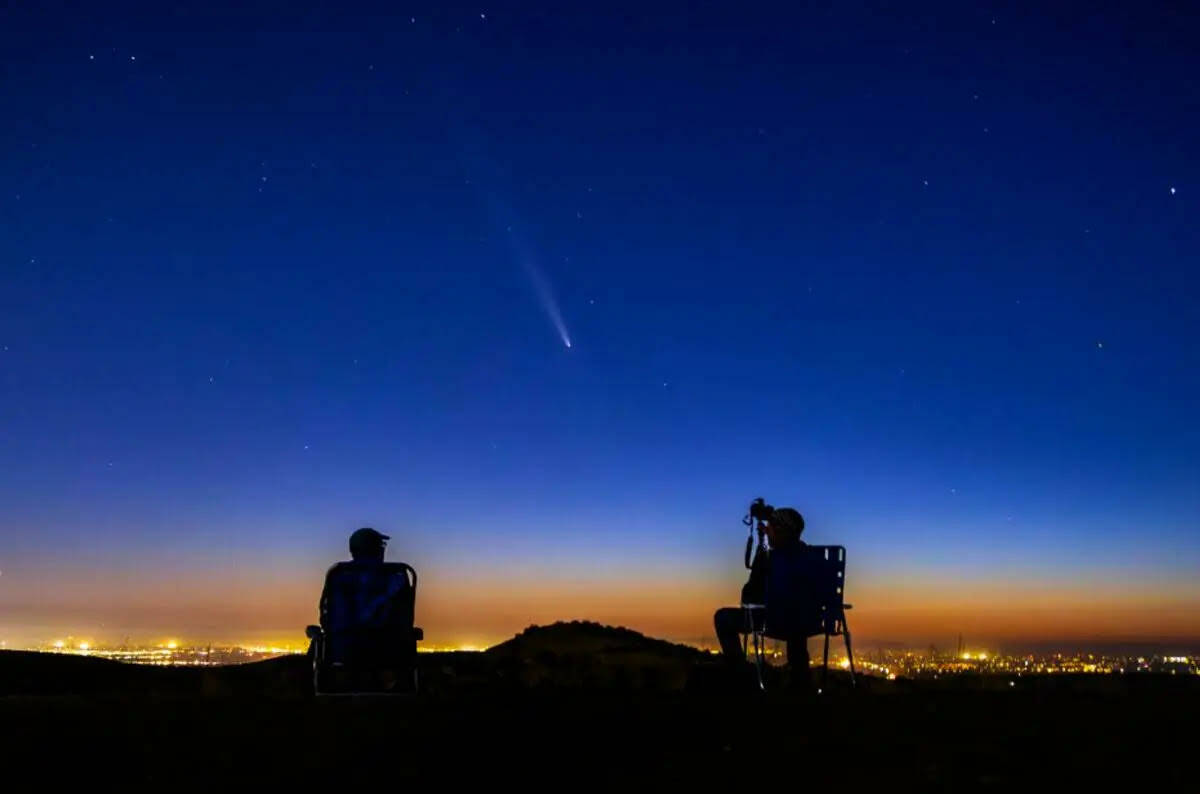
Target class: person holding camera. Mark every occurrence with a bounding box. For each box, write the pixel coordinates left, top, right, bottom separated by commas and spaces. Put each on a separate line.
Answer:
713, 503, 812, 685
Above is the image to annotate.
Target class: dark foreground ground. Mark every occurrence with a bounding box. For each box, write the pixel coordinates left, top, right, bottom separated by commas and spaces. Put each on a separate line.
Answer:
2, 625, 1194, 787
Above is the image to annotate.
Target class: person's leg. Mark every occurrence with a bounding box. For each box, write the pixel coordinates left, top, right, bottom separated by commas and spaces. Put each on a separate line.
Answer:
713, 607, 748, 662
786, 636, 813, 690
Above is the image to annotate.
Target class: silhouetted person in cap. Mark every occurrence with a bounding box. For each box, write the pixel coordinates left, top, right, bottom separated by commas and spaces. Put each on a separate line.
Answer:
318, 528, 400, 622
713, 507, 813, 686
310, 527, 419, 692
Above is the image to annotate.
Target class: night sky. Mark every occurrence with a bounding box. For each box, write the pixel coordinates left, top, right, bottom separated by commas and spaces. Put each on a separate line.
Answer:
2, 1, 1197, 650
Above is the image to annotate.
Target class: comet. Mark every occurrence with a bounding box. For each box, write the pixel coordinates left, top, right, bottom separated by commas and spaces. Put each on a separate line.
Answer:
449, 127, 574, 350
519, 255, 572, 349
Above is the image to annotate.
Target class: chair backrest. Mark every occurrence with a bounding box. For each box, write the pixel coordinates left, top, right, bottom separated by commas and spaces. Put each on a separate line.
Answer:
765, 544, 847, 639
320, 561, 417, 664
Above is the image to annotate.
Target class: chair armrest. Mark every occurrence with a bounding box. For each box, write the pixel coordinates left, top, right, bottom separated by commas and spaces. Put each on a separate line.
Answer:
413, 627, 424, 642
740, 603, 766, 610
305, 625, 323, 639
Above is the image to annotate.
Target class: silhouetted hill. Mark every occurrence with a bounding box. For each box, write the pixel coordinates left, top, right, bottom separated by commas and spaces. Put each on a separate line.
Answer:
422, 620, 703, 691
486, 620, 706, 661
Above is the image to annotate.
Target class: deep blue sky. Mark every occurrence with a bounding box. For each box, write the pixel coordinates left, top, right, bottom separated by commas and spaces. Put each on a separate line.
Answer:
1, 1, 1197, 647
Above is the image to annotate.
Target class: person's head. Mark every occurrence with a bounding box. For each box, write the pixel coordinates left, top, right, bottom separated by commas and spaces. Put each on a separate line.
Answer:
766, 508, 805, 549
348, 527, 389, 562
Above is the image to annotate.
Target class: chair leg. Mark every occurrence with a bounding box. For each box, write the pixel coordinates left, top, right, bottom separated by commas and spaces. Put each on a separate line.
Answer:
309, 637, 323, 696
822, 632, 831, 691
844, 628, 857, 688
752, 629, 765, 690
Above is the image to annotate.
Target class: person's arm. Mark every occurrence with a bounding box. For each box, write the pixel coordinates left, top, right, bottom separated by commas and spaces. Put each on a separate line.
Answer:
741, 549, 769, 604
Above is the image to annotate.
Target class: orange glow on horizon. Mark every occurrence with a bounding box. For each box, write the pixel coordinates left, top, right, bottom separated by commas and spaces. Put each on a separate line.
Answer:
5, 563, 1199, 649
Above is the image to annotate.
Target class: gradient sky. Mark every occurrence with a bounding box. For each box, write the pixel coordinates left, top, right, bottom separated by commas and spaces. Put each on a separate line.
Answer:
2, 1, 1198, 651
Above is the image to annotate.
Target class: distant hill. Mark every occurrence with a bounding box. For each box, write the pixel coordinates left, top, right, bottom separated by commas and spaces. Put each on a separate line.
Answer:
486, 620, 707, 662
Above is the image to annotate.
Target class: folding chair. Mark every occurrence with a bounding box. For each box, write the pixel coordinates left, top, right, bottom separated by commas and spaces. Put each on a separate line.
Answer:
305, 561, 424, 695
745, 544, 856, 691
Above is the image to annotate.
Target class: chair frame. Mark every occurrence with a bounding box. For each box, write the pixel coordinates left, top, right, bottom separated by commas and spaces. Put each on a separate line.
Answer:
306, 562, 423, 696
743, 544, 856, 691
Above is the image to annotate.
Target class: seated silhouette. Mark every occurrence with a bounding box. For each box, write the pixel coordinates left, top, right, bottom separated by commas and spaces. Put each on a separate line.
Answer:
713, 507, 819, 686
306, 527, 423, 694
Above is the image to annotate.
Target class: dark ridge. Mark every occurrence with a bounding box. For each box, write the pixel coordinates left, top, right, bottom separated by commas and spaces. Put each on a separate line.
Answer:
0, 649, 311, 697
485, 620, 707, 661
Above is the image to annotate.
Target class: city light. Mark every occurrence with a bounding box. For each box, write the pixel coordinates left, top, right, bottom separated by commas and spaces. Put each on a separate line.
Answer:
14, 637, 1200, 677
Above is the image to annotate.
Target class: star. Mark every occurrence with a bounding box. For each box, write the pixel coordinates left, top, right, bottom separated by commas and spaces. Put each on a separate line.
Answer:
480, 13, 486, 20
1096, 342, 1104, 349
304, 444, 310, 450
130, 55, 136, 61
923, 179, 929, 187
89, 54, 94, 60
1169, 186, 1176, 195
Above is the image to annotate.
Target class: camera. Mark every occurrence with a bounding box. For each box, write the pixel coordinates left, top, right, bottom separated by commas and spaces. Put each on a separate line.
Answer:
743, 498, 774, 569
747, 497, 775, 523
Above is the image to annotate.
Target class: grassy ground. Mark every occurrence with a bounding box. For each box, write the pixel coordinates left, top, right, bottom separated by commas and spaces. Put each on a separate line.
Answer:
1, 647, 1194, 786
